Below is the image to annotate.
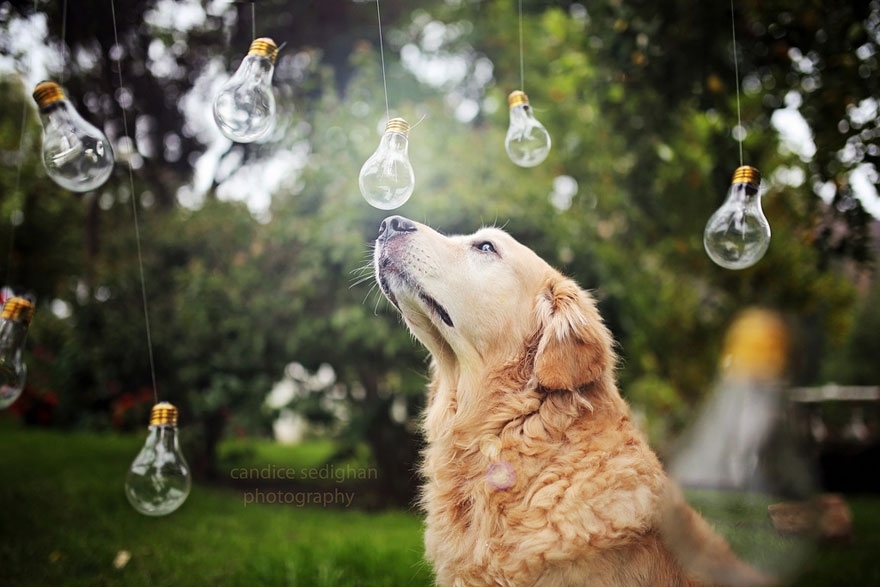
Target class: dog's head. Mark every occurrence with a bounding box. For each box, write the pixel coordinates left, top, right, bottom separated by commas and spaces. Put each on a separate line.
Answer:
374, 216, 613, 391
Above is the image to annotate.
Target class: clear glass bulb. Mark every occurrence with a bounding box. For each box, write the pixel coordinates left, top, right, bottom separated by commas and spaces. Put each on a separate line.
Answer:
213, 37, 278, 143
704, 166, 771, 270
0, 296, 35, 410
32, 81, 114, 192
668, 308, 818, 584
125, 402, 192, 516
505, 90, 551, 168
359, 118, 415, 210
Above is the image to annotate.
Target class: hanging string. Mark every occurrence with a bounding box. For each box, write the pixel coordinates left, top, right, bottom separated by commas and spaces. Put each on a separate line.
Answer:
251, 1, 256, 42
3, 0, 41, 292
59, 0, 68, 85
730, 0, 744, 167
375, 0, 390, 121
3, 96, 29, 292
110, 0, 160, 405
518, 0, 525, 92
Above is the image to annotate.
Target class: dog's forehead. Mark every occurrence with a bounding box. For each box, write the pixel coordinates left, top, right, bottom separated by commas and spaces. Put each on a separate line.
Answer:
451, 226, 519, 245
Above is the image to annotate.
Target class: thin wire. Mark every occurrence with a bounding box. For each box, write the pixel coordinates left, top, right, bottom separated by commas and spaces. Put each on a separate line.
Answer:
110, 0, 159, 404
4, 77, 34, 289
4, 0, 41, 291
518, 0, 524, 91
376, 0, 390, 120
730, 0, 744, 167
3, 94, 30, 291
60, 0, 68, 85
409, 113, 429, 131
251, 1, 256, 41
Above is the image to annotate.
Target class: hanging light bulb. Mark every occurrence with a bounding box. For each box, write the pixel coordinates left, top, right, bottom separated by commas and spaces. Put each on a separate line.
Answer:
0, 296, 35, 410
667, 308, 819, 584
125, 402, 191, 516
704, 166, 771, 270
31, 81, 114, 192
213, 37, 278, 143
359, 117, 415, 210
505, 90, 551, 168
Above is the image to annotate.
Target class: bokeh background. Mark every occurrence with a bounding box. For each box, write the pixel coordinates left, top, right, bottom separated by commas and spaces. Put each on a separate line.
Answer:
1, 0, 878, 585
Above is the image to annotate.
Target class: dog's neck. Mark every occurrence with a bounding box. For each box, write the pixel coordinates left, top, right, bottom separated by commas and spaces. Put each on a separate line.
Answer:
422, 342, 625, 452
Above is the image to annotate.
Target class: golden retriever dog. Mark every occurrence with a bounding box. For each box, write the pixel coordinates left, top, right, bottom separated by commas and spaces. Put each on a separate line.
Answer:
373, 216, 775, 587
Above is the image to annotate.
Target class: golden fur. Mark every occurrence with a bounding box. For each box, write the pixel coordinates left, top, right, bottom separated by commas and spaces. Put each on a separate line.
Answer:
374, 216, 775, 587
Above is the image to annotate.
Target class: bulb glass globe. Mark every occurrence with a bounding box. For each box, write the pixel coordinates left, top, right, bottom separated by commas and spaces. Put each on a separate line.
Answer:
668, 309, 819, 583
125, 402, 191, 516
0, 297, 35, 410
505, 91, 551, 168
32, 82, 114, 192
359, 118, 415, 210
704, 166, 770, 270
213, 38, 278, 143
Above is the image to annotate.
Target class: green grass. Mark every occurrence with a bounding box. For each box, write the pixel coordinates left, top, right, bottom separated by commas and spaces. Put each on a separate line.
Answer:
1, 420, 879, 586
681, 489, 880, 586
0, 421, 432, 587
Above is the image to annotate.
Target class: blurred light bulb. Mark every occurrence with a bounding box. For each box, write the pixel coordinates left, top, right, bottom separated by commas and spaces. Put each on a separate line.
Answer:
125, 402, 191, 516
505, 90, 551, 168
32, 81, 114, 192
668, 308, 819, 584
359, 118, 415, 210
704, 166, 771, 270
213, 37, 278, 143
0, 296, 35, 410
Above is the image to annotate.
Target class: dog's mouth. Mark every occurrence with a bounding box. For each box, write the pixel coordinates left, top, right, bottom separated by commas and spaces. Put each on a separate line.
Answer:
417, 291, 454, 327
376, 248, 454, 328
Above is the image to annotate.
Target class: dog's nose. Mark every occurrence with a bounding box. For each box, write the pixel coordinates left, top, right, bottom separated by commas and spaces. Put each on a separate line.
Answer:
378, 216, 417, 242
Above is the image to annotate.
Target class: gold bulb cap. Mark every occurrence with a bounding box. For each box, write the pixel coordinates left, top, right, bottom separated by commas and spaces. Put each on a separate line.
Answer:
149, 402, 179, 426
384, 117, 410, 137
731, 165, 761, 189
32, 81, 66, 109
508, 90, 530, 109
247, 37, 278, 64
1, 296, 35, 325
721, 308, 788, 381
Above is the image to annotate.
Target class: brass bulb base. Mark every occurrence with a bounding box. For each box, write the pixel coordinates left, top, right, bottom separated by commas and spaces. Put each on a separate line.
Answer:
508, 90, 529, 109
384, 117, 410, 137
722, 308, 788, 381
149, 402, 179, 426
32, 81, 66, 109
248, 37, 278, 64
731, 165, 761, 188
1, 296, 35, 325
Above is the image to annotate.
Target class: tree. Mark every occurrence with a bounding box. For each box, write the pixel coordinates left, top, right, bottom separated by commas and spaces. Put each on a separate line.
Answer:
1, 0, 876, 497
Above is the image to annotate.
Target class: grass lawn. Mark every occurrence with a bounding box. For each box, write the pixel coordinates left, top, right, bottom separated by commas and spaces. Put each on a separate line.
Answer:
1, 420, 879, 586
0, 421, 432, 587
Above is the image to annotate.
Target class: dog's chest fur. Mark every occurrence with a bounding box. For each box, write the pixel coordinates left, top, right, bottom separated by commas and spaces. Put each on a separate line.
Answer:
419, 374, 667, 586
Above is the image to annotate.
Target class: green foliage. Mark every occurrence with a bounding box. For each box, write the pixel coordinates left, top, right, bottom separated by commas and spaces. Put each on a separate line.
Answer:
822, 271, 880, 384
0, 0, 877, 488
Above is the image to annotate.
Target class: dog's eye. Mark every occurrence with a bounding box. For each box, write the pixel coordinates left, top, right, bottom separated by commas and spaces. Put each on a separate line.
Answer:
476, 241, 497, 254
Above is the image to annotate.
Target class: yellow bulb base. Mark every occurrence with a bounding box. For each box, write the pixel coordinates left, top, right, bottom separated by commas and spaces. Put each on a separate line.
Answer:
384, 117, 410, 137
1, 296, 36, 325
731, 165, 761, 188
32, 81, 66, 109
721, 308, 788, 381
150, 402, 179, 426
508, 90, 530, 109
248, 37, 278, 64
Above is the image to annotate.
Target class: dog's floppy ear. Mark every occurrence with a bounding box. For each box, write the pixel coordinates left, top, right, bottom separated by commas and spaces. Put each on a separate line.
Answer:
532, 277, 614, 390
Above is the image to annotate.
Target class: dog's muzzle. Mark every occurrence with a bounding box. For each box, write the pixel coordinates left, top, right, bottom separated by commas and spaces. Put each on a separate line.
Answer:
374, 216, 454, 328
